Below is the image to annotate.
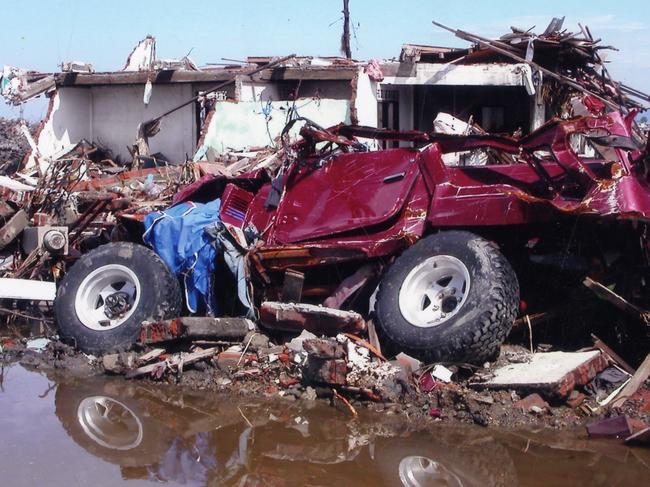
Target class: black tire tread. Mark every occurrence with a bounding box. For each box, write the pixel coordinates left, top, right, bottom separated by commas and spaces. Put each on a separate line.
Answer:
55, 242, 182, 354
375, 231, 519, 364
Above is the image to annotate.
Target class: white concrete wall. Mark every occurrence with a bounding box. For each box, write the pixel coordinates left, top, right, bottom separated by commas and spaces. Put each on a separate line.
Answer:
29, 88, 91, 169
239, 81, 280, 102
89, 84, 195, 163
32, 84, 196, 166
195, 98, 351, 157
355, 71, 378, 127
238, 80, 352, 102
397, 85, 414, 132
382, 63, 533, 87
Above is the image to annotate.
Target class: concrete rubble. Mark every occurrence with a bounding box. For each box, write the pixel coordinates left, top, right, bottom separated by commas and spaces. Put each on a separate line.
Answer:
3, 331, 650, 436
1, 17, 650, 440
475, 350, 608, 399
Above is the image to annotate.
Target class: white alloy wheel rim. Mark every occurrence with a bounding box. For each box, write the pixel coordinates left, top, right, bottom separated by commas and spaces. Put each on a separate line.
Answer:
77, 396, 143, 450
398, 456, 464, 487
74, 264, 141, 331
398, 255, 470, 328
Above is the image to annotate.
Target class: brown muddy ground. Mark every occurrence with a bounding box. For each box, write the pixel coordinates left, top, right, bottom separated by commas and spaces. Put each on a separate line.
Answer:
0, 362, 649, 487
3, 338, 650, 433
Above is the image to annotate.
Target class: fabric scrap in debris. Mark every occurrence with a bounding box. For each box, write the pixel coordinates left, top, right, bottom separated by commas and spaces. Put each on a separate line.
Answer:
144, 198, 222, 315
585, 365, 631, 401
204, 223, 255, 318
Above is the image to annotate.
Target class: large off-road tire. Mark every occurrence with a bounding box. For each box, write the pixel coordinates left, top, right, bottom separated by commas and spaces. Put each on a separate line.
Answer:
375, 231, 519, 364
55, 242, 182, 355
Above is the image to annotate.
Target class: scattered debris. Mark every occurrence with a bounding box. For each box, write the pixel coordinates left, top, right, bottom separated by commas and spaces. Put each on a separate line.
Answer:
125, 347, 219, 379
514, 393, 550, 414
25, 337, 50, 352
1, 18, 650, 440
430, 364, 454, 383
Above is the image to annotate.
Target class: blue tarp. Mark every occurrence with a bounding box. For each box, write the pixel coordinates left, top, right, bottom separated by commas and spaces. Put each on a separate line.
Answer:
143, 199, 222, 315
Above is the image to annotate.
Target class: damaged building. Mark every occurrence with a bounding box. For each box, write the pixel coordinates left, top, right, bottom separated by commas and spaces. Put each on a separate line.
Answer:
3, 27, 571, 170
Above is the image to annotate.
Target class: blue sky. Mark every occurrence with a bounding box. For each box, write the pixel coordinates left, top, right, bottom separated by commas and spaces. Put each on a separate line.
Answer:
1, 0, 648, 119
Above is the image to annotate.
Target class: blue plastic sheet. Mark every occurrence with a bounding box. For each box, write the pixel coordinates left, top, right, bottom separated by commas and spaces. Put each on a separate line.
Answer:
143, 199, 222, 315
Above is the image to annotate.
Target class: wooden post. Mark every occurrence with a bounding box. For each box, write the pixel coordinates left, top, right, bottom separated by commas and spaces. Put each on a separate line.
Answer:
341, 0, 352, 59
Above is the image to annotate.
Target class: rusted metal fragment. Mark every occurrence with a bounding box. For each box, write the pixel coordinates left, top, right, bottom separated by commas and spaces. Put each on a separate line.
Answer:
281, 269, 304, 302
259, 301, 366, 335
253, 245, 366, 270
343, 332, 386, 361
73, 166, 182, 192
139, 318, 185, 344
323, 263, 379, 309
473, 351, 608, 400
139, 316, 254, 345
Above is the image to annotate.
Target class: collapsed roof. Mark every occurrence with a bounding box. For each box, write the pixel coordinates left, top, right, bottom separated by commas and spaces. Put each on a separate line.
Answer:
2, 18, 648, 113
427, 17, 650, 113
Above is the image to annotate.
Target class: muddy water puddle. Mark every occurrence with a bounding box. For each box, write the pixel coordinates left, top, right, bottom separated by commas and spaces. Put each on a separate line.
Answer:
0, 363, 648, 486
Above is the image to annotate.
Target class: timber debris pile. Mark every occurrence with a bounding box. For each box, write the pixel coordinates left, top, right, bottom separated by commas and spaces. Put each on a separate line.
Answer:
2, 18, 650, 438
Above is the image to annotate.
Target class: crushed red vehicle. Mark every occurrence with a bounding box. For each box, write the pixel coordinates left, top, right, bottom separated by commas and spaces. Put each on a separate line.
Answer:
54, 101, 650, 363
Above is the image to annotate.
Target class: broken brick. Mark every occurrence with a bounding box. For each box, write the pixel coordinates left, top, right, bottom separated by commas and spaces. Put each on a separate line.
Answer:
303, 338, 345, 359
216, 351, 243, 371
514, 393, 549, 413
566, 390, 586, 408
303, 357, 347, 385
279, 372, 300, 388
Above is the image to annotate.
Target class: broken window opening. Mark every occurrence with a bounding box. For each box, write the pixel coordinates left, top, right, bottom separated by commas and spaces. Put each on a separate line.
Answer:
377, 89, 399, 149
414, 85, 531, 136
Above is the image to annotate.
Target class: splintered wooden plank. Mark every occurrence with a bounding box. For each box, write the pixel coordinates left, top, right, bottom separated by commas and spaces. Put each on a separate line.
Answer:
126, 347, 218, 379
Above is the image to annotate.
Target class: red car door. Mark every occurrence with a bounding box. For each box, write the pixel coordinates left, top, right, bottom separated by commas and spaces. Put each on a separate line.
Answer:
273, 149, 421, 243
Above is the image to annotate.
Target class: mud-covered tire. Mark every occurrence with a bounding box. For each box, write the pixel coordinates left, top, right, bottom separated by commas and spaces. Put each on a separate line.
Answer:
375, 231, 519, 364
55, 242, 182, 354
